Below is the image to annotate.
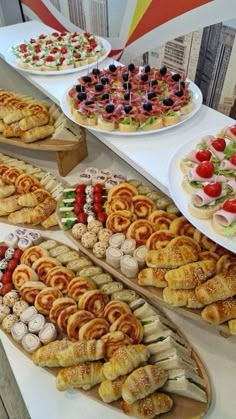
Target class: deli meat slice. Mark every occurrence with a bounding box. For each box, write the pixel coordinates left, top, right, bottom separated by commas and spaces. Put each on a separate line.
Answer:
213, 209, 236, 226
188, 168, 226, 183
192, 189, 219, 207
227, 179, 236, 194
220, 160, 236, 170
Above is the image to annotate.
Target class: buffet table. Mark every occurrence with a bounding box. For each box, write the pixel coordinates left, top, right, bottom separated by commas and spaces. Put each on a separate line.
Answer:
0, 20, 235, 419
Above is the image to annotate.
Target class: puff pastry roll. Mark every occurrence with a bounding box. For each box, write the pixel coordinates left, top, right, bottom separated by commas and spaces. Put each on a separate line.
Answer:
201, 298, 236, 324
19, 111, 50, 131
138, 267, 168, 288
3, 108, 34, 124
0, 184, 16, 198
0, 194, 22, 213
56, 362, 105, 391
32, 339, 72, 367
20, 125, 54, 143
41, 212, 58, 228
98, 376, 127, 403
163, 287, 204, 309
121, 392, 173, 418
165, 260, 216, 289
17, 188, 50, 207
195, 268, 236, 305
56, 339, 106, 367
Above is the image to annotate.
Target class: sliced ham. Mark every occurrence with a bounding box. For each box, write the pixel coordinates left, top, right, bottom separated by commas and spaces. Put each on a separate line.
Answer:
227, 179, 236, 194
209, 145, 225, 161
185, 150, 200, 163
213, 209, 236, 226
220, 160, 236, 171
192, 189, 218, 207
202, 135, 215, 146
188, 168, 226, 183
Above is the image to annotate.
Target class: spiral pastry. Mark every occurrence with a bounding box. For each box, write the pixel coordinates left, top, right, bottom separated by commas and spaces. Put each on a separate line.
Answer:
101, 331, 133, 358
32, 257, 62, 283
193, 230, 218, 251
45, 266, 75, 294
148, 210, 177, 227
132, 195, 156, 218
106, 210, 132, 233
103, 301, 131, 324
20, 281, 46, 304
39, 323, 57, 345
78, 290, 109, 317
28, 313, 46, 333
78, 318, 110, 341
199, 251, 220, 263
0, 164, 10, 176
169, 216, 195, 238
2, 167, 23, 185
67, 276, 97, 301
106, 196, 134, 215
49, 297, 77, 324
22, 333, 41, 353
108, 233, 126, 248
146, 230, 176, 250
34, 287, 62, 315
121, 238, 136, 255
21, 246, 49, 267
109, 313, 144, 344
11, 321, 28, 343
108, 182, 138, 201
12, 264, 39, 291
57, 305, 78, 335
127, 219, 157, 246
216, 254, 236, 274
15, 173, 41, 194
111, 289, 138, 303
67, 310, 95, 341
100, 282, 124, 295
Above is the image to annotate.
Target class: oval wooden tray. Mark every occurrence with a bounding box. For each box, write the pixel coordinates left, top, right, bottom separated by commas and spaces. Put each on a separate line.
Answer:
0, 235, 211, 419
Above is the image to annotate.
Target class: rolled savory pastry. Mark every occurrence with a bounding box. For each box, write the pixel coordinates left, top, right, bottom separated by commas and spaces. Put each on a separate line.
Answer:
91, 273, 113, 287
49, 297, 77, 324
133, 245, 148, 268
56, 339, 106, 367
28, 313, 46, 333
39, 322, 57, 344
110, 313, 144, 344
15, 173, 41, 194
19, 111, 50, 131
146, 230, 176, 250
22, 333, 41, 353
92, 241, 108, 259
2, 167, 23, 185
67, 276, 97, 301
8, 196, 57, 225
101, 331, 133, 359
78, 290, 109, 317
45, 266, 75, 293
163, 287, 204, 309
195, 268, 236, 305
56, 362, 105, 391
111, 289, 138, 303
106, 210, 132, 233
3, 108, 34, 124
120, 255, 139, 278
0, 194, 22, 213
20, 124, 54, 143
0, 184, 16, 198
100, 281, 124, 295
66, 257, 92, 273
39, 239, 57, 250
138, 267, 168, 288
11, 321, 28, 342
121, 392, 173, 418
0, 305, 11, 323
34, 287, 62, 315
122, 365, 168, 404
127, 219, 157, 246
1, 314, 18, 333
201, 298, 236, 324
26, 231, 42, 245
18, 237, 32, 251
103, 300, 131, 324
4, 232, 18, 248
79, 266, 105, 278
20, 305, 38, 323
17, 188, 50, 207
98, 376, 127, 403
12, 300, 29, 316
106, 196, 133, 215
103, 345, 149, 380
132, 195, 156, 218
108, 183, 137, 201
121, 238, 136, 255
66, 310, 94, 341
106, 246, 123, 269
56, 250, 80, 265
32, 339, 72, 367
41, 211, 58, 228
57, 305, 78, 335
20, 246, 49, 266
78, 318, 110, 340
71, 223, 87, 240
165, 260, 216, 290
32, 257, 62, 283
49, 245, 70, 258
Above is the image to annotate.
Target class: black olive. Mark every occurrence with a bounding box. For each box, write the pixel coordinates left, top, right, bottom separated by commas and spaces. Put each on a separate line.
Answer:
141, 73, 148, 82
75, 84, 85, 92
100, 76, 109, 85
143, 102, 152, 111
109, 64, 116, 72
122, 72, 129, 81
77, 92, 87, 101
85, 100, 94, 106
124, 104, 132, 114
174, 90, 183, 97
101, 93, 109, 100
144, 65, 151, 73
124, 92, 131, 101
83, 75, 92, 83
180, 81, 185, 89
172, 73, 181, 82
128, 63, 135, 71
149, 79, 158, 87
123, 81, 132, 90
163, 97, 174, 106
147, 92, 156, 100
95, 83, 104, 92
105, 103, 115, 113
159, 66, 167, 76
92, 68, 100, 76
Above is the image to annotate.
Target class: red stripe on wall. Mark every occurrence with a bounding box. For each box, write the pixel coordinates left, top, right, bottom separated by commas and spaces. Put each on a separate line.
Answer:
21, 0, 67, 32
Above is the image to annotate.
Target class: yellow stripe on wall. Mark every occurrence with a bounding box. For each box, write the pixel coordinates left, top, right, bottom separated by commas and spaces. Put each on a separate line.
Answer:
128, 0, 152, 38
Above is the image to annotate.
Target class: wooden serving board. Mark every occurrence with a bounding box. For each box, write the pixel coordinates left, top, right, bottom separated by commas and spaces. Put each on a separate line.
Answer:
0, 235, 211, 419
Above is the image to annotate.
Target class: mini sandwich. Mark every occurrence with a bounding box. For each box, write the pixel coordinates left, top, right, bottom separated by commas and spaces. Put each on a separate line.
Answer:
141, 314, 176, 336
131, 298, 157, 319
145, 329, 191, 355
150, 347, 198, 372
163, 368, 207, 403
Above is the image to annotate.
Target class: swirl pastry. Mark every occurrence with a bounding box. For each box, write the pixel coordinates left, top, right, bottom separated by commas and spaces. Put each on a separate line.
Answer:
0, 164, 10, 176
78, 290, 109, 317
120, 255, 139, 278
32, 257, 62, 283
121, 238, 136, 255
216, 255, 236, 273
109, 233, 126, 248
67, 276, 97, 301
39, 322, 57, 344
169, 215, 195, 237
32, 339, 72, 367
2, 167, 23, 185
110, 313, 144, 344
127, 219, 157, 246
49, 297, 76, 324
106, 210, 132, 233
66, 257, 93, 273
0, 184, 16, 199
108, 183, 138, 200
106, 246, 122, 269
20, 305, 38, 323
146, 230, 176, 250
20, 281, 46, 304
79, 318, 110, 340
199, 251, 220, 263
57, 305, 78, 335
45, 266, 75, 293
28, 313, 46, 333
193, 230, 218, 251
92, 273, 113, 287
132, 195, 156, 218
111, 289, 138, 303
35, 287, 62, 315
56, 362, 105, 391
106, 196, 134, 215
100, 282, 124, 295
22, 333, 41, 353
148, 210, 177, 229
20, 246, 49, 267
133, 246, 148, 268
67, 310, 95, 341
79, 266, 103, 277
103, 301, 131, 324
101, 331, 133, 359
11, 321, 28, 342
15, 173, 41, 194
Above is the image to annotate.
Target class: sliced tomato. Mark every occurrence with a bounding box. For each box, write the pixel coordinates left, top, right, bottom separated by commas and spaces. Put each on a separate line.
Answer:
229, 154, 236, 165
196, 149, 212, 162
211, 138, 226, 152
196, 161, 214, 178
222, 199, 236, 213
204, 182, 222, 198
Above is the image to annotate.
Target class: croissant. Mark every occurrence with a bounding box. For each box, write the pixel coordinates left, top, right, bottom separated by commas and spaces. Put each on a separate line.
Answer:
165, 260, 216, 289
122, 365, 168, 404
201, 298, 236, 324
3, 108, 34, 124
56, 339, 106, 367
195, 268, 236, 305
17, 188, 50, 207
138, 267, 168, 288
0, 194, 22, 213
8, 196, 57, 225
3, 122, 22, 137
56, 362, 105, 391
103, 345, 150, 381
0, 184, 15, 198
20, 125, 54, 143
41, 211, 58, 228
163, 287, 204, 309
98, 376, 127, 403
32, 339, 72, 367
19, 111, 50, 131
121, 392, 173, 418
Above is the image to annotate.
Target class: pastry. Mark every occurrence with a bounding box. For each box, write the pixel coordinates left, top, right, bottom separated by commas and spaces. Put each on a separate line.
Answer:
132, 195, 156, 218
17, 188, 50, 207
21, 246, 50, 267
133, 246, 148, 268
101, 331, 133, 358
34, 287, 62, 315
32, 257, 62, 283
163, 288, 204, 308
146, 230, 176, 250
39, 239, 57, 250
100, 282, 124, 295
0, 194, 22, 213
2, 167, 23, 185
67, 310, 95, 341
12, 300, 29, 316
110, 313, 144, 344
57, 251, 81, 265
132, 301, 157, 319
87, 219, 103, 234
32, 339, 73, 367
98, 228, 112, 243
92, 241, 108, 259
120, 255, 139, 278
199, 251, 220, 263
18, 237, 33, 250
26, 231, 42, 245
41, 211, 58, 228
165, 260, 216, 289
201, 298, 236, 324
49, 297, 77, 324
228, 319, 236, 335
57, 305, 78, 335
91, 273, 113, 287
127, 219, 157, 246
103, 300, 131, 324
111, 289, 138, 303
103, 345, 149, 380
14, 228, 27, 238
106, 210, 132, 233
78, 290, 109, 317
19, 111, 50, 131
79, 266, 103, 277
8, 196, 57, 225
20, 125, 54, 143
108, 183, 137, 200
45, 266, 75, 293
22, 333, 41, 353
3, 108, 34, 124
39, 322, 57, 344
0, 304, 11, 323
108, 233, 126, 248
122, 365, 168, 404
169, 215, 195, 237
105, 196, 133, 215
98, 376, 127, 403
3, 290, 19, 307
71, 223, 87, 240
49, 245, 70, 258
67, 276, 97, 301
121, 238, 136, 255
121, 392, 173, 418
137, 185, 152, 195
195, 267, 236, 305
56, 362, 105, 391
4, 232, 18, 248
20, 306, 38, 323
106, 246, 123, 269
148, 210, 176, 228
20, 281, 46, 303
56, 339, 105, 367
138, 267, 168, 288
15, 173, 41, 194
12, 264, 39, 290
11, 321, 28, 342
81, 231, 97, 249
28, 313, 46, 333
2, 314, 18, 333
78, 318, 110, 340
0, 184, 16, 198
66, 257, 92, 273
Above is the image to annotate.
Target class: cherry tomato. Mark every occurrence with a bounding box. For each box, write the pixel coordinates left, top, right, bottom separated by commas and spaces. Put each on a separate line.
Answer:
93, 203, 103, 213
1, 271, 12, 284
74, 203, 84, 215
0, 283, 13, 296
75, 194, 86, 205
7, 259, 18, 272
196, 149, 212, 162
13, 248, 23, 261
222, 199, 236, 213
96, 212, 107, 224
230, 125, 236, 136
211, 138, 226, 152
0, 246, 8, 258
77, 212, 88, 224
204, 182, 222, 198
93, 193, 103, 203
76, 184, 86, 194
93, 184, 103, 194
229, 154, 236, 166
196, 161, 214, 178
